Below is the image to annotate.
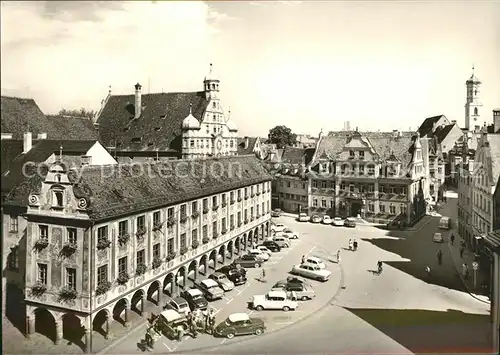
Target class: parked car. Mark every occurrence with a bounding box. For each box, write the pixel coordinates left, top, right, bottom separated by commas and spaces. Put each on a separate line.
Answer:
248, 248, 270, 261
290, 263, 332, 282
181, 288, 208, 311
438, 217, 452, 230
271, 223, 287, 233
194, 279, 224, 301
260, 241, 281, 252
272, 281, 316, 301
271, 208, 283, 217
255, 245, 273, 256
284, 276, 311, 286
332, 217, 344, 226
303, 256, 326, 269
251, 290, 298, 311
279, 228, 299, 239
273, 236, 291, 248
209, 272, 235, 292
233, 254, 264, 268
164, 296, 191, 316
214, 313, 266, 339
344, 217, 357, 228
297, 213, 310, 222
311, 215, 322, 223
433, 232, 444, 243
322, 215, 332, 224
216, 265, 247, 286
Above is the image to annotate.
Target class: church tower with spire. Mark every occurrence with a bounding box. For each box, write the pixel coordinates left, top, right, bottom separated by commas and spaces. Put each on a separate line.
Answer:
464, 65, 483, 131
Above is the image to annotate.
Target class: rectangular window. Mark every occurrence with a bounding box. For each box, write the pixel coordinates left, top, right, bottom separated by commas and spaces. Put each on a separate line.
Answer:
359, 151, 365, 158
237, 211, 241, 225
167, 238, 174, 255
8, 247, 19, 269
237, 189, 241, 199
153, 211, 161, 225
180, 204, 187, 217
313, 199, 318, 207
368, 203, 374, 212
330, 200, 334, 208
153, 243, 160, 259
349, 150, 355, 157
168, 207, 174, 218
118, 257, 127, 275
53, 190, 64, 207
222, 218, 226, 230
390, 205, 396, 214
312, 180, 317, 188
244, 209, 248, 221
97, 226, 108, 242
203, 225, 208, 239
230, 191, 234, 202
250, 207, 254, 218
39, 225, 49, 240
322, 200, 327, 207
119, 221, 128, 235
9, 216, 18, 232
192, 201, 198, 213
380, 204, 386, 213
97, 265, 108, 286
256, 205, 260, 216
66, 268, 77, 290
180, 233, 187, 249
136, 249, 145, 266
192, 229, 198, 243
212, 196, 217, 206
245, 188, 248, 198
137, 215, 145, 230
379, 185, 385, 193
262, 202, 265, 215
222, 194, 226, 204
230, 215, 234, 227
38, 263, 48, 284
212, 221, 217, 237
67, 228, 77, 244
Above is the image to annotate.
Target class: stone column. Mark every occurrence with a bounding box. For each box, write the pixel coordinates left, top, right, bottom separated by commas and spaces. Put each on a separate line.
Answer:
204, 258, 209, 275
26, 316, 35, 338
158, 286, 164, 307
171, 278, 178, 296
54, 319, 63, 345
104, 315, 111, 339
84, 328, 91, 353
221, 250, 226, 265
124, 307, 131, 327
141, 295, 148, 318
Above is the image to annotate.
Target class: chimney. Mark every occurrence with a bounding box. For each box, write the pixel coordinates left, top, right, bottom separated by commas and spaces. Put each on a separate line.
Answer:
451, 120, 456, 124
134, 83, 142, 119
93, 122, 100, 133
23, 132, 32, 153
37, 133, 47, 140
244, 136, 249, 149
494, 109, 500, 133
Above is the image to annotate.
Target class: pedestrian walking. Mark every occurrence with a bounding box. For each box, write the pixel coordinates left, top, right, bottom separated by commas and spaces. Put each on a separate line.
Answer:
460, 246, 464, 258
336, 249, 340, 262
425, 265, 431, 276
301, 255, 306, 264
349, 239, 353, 251
437, 249, 443, 265
260, 268, 266, 282
208, 310, 216, 334
462, 263, 468, 279
377, 261, 383, 274
464, 264, 469, 280
176, 324, 184, 341
353, 240, 358, 251
450, 234, 455, 245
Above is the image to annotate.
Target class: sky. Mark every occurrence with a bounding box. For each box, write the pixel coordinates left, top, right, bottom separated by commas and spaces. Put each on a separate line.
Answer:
1, 1, 499, 137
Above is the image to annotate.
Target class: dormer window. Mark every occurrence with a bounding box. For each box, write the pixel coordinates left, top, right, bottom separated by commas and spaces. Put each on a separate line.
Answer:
131, 137, 142, 143
53, 190, 64, 208
359, 151, 365, 158
349, 150, 355, 157
213, 102, 216, 108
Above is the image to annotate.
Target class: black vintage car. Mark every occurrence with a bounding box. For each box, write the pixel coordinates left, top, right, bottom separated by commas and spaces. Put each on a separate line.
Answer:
214, 313, 266, 339
216, 265, 247, 285
260, 241, 281, 252
181, 288, 208, 311
233, 254, 263, 268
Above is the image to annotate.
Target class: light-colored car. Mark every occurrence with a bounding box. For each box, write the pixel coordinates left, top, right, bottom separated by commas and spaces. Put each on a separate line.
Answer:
438, 217, 451, 230
164, 297, 191, 316
271, 223, 287, 233
433, 232, 444, 243
291, 263, 332, 282
194, 279, 225, 301
280, 228, 299, 239
344, 217, 357, 228
311, 215, 322, 223
332, 217, 344, 226
248, 249, 270, 261
297, 213, 310, 222
273, 236, 291, 248
304, 256, 326, 269
272, 281, 316, 301
209, 272, 235, 292
322, 215, 332, 224
252, 290, 298, 311
255, 245, 272, 257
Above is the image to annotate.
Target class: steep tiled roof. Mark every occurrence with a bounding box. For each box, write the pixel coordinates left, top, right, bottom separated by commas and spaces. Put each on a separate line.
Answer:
5, 155, 272, 221
433, 124, 455, 143
96, 91, 208, 153
45, 115, 97, 140
237, 137, 258, 155
365, 133, 415, 166
280, 147, 307, 165
418, 115, 446, 137
310, 133, 348, 165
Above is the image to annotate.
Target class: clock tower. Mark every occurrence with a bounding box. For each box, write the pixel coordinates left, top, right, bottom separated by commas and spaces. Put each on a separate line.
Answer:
464, 65, 483, 131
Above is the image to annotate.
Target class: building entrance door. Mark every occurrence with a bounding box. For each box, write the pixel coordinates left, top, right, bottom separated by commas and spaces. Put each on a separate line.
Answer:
351, 201, 362, 217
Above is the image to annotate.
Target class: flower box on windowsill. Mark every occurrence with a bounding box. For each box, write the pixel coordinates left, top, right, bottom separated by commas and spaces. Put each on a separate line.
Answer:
251, 194, 255, 198
152, 222, 164, 232
244, 219, 249, 224
118, 233, 130, 246
167, 217, 176, 227
180, 215, 188, 224
136, 263, 147, 276
31, 282, 47, 296
237, 197, 242, 202
97, 239, 111, 250
212, 205, 219, 211
62, 242, 78, 255
117, 272, 130, 285
221, 202, 227, 208
203, 207, 209, 214
202, 237, 210, 244
256, 192, 261, 196
213, 233, 219, 239
192, 240, 199, 249
230, 223, 235, 230
221, 228, 227, 235
136, 228, 146, 238
238, 221, 242, 227
59, 286, 78, 300
230, 199, 235, 204
244, 196, 249, 200
166, 252, 177, 262
34, 238, 49, 250
95, 281, 112, 296
152, 257, 162, 269
180, 246, 188, 255
191, 211, 200, 219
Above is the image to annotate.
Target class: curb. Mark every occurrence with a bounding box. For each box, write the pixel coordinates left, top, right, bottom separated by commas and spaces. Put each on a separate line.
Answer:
96, 319, 148, 355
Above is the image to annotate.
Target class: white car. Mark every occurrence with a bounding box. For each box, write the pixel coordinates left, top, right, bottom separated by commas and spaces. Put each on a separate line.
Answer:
271, 223, 287, 233
291, 263, 332, 282
280, 228, 299, 239
322, 215, 332, 224
248, 249, 270, 261
273, 236, 291, 248
433, 232, 443, 243
297, 213, 310, 222
311, 215, 322, 223
332, 217, 344, 226
303, 256, 326, 269
255, 245, 272, 257
252, 290, 298, 311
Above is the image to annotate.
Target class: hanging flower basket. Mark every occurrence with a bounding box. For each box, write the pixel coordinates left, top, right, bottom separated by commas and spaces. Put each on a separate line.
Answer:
244, 219, 249, 224
237, 197, 242, 202
244, 195, 249, 200
152, 257, 162, 269
62, 242, 78, 255
34, 238, 49, 250
203, 207, 209, 214
31, 282, 47, 295
221, 228, 227, 235
256, 191, 261, 196
117, 272, 130, 285
152, 222, 164, 232
97, 239, 111, 250
180, 246, 188, 255
191, 240, 199, 249
202, 237, 210, 244
221, 202, 227, 208
95, 281, 112, 296
136, 263, 147, 275
118, 233, 130, 246
59, 286, 78, 300
136, 227, 146, 238
230, 223, 235, 230
180, 215, 188, 224
167, 217, 176, 227
191, 210, 199, 219
230, 199, 235, 204
251, 193, 255, 198
166, 252, 177, 262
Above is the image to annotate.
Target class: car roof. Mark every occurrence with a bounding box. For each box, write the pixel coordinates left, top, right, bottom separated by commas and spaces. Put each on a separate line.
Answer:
249, 249, 261, 253
160, 309, 183, 322
228, 313, 250, 322
201, 279, 219, 288
434, 232, 442, 236
300, 262, 320, 268
172, 297, 188, 304
211, 272, 224, 277
306, 256, 322, 262
299, 213, 307, 216
187, 288, 203, 296
346, 217, 356, 221
268, 290, 287, 297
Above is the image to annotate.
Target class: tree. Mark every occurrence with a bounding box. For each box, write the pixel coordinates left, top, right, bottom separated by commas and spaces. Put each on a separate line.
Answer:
268, 125, 297, 149
58, 107, 96, 119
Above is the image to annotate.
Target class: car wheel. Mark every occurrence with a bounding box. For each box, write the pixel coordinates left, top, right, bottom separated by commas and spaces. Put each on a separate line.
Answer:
282, 306, 290, 312
254, 263, 260, 268
226, 332, 235, 339
255, 305, 264, 311
255, 328, 263, 335
301, 296, 308, 301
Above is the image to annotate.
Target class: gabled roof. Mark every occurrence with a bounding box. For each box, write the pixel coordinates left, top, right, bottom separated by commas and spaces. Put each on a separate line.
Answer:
433, 124, 456, 143
364, 132, 415, 166
4, 155, 272, 221
280, 147, 307, 165
237, 137, 258, 155
1, 96, 97, 140
418, 114, 447, 137
96, 91, 208, 152
310, 132, 348, 166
